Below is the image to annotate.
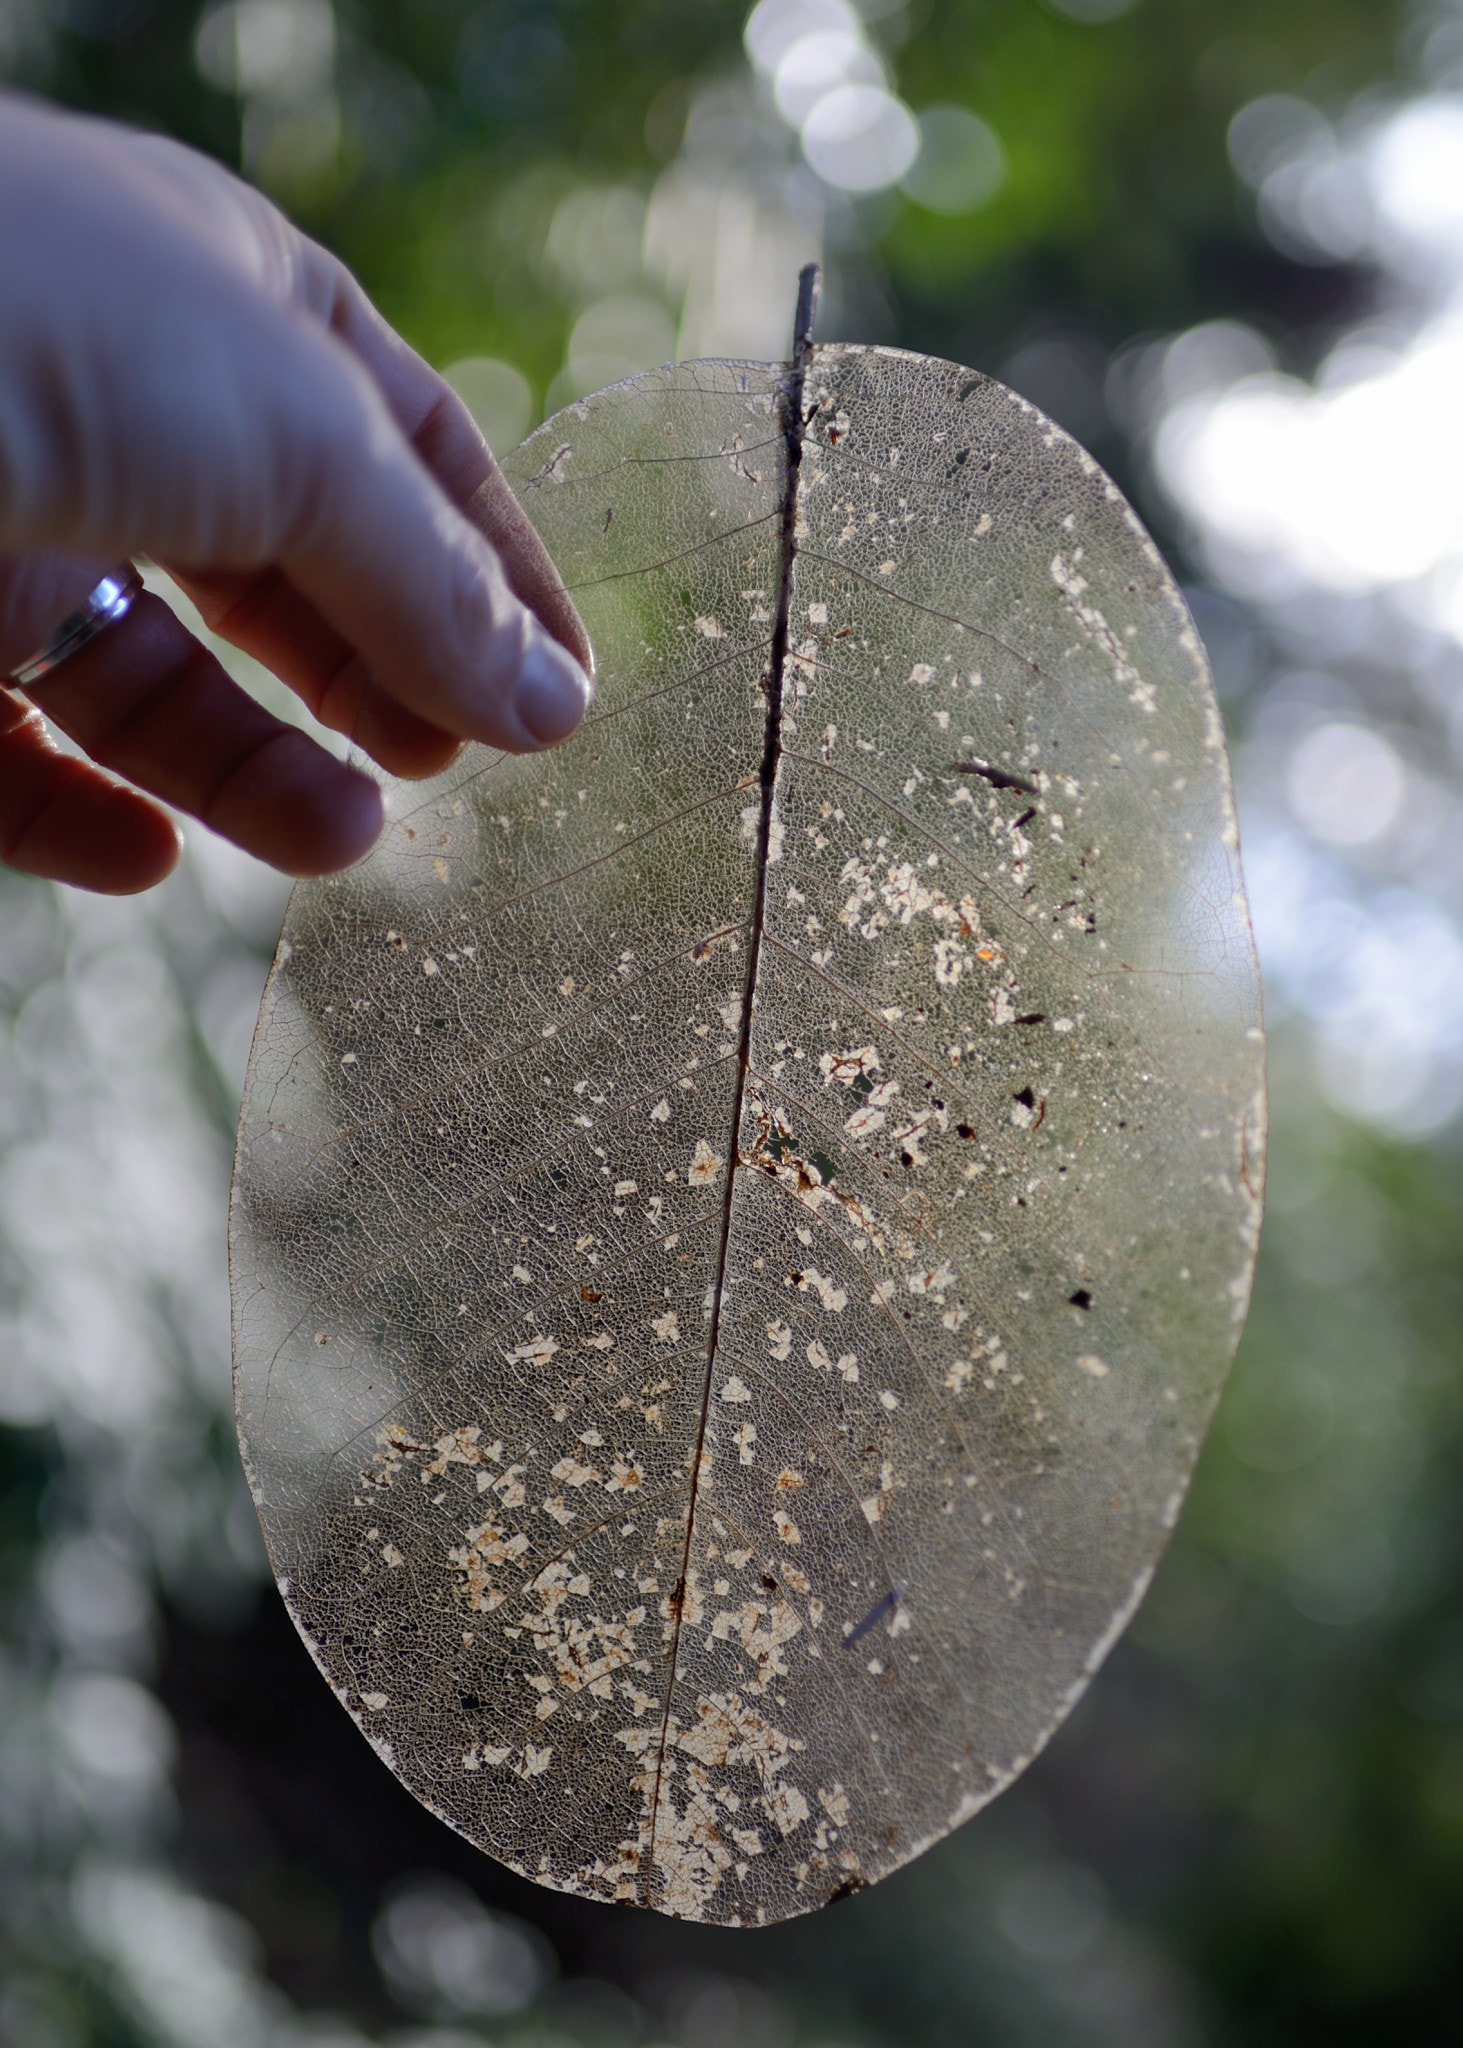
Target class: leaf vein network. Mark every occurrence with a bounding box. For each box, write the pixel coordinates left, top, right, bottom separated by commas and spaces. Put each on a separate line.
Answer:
562, 511, 781, 593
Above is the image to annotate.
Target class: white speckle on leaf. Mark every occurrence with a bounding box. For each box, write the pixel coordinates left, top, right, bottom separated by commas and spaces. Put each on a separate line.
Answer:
763, 1779, 811, 1834
820, 1044, 881, 1087
688, 1138, 722, 1186
819, 1783, 850, 1825
1051, 552, 1154, 712
550, 1456, 599, 1487
795, 1269, 848, 1313
505, 1334, 559, 1366
844, 1102, 887, 1139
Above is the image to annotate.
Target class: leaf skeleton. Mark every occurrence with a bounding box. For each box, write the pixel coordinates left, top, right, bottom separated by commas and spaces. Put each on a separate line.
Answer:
230, 264, 1266, 1928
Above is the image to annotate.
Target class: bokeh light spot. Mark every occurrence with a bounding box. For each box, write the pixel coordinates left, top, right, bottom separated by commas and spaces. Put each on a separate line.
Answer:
1287, 722, 1406, 847
900, 104, 1006, 214
801, 84, 919, 191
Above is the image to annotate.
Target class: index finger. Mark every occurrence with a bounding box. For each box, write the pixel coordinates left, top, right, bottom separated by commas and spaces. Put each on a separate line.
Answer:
173, 380, 591, 778
163, 312, 590, 758
175, 233, 592, 734
304, 248, 593, 676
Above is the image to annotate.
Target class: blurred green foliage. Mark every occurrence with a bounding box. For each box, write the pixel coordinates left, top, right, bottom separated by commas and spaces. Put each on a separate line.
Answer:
14, 0, 1403, 381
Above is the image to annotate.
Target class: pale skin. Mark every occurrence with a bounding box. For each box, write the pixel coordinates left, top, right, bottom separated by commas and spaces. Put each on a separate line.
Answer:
0, 92, 594, 895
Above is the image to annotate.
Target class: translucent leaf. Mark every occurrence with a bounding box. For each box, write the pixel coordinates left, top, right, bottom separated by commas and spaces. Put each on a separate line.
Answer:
231, 341, 1265, 1926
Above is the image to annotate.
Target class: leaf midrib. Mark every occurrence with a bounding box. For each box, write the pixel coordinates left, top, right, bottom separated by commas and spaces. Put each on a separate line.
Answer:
641, 298, 817, 1900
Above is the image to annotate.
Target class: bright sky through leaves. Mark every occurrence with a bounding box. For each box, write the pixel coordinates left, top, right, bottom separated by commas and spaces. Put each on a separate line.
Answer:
1147, 64, 1463, 1135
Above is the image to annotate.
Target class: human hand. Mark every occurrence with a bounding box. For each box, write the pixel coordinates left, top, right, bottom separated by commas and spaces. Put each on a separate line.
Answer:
0, 92, 592, 895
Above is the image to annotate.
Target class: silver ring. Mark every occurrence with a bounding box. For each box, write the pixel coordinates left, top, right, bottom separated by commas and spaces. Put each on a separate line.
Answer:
8, 562, 144, 690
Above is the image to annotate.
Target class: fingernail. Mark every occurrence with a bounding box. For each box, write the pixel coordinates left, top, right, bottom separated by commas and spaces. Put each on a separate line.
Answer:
514, 633, 592, 745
